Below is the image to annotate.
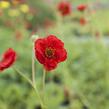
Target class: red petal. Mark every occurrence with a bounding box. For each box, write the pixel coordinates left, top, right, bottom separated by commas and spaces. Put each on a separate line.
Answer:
35, 50, 45, 64
34, 38, 46, 52
55, 48, 67, 62
44, 59, 57, 71
34, 38, 46, 64
46, 35, 64, 49
0, 48, 16, 71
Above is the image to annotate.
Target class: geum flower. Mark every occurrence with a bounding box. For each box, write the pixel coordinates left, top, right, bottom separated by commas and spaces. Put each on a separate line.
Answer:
0, 48, 16, 72
58, 1, 72, 16
34, 35, 67, 71
80, 17, 87, 25
77, 4, 87, 12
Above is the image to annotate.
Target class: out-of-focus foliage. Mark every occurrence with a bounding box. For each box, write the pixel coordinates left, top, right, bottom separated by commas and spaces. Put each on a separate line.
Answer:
0, 0, 109, 109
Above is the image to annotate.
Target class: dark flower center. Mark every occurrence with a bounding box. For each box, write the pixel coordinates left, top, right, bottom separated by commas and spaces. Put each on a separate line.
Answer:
45, 47, 55, 58
63, 5, 68, 12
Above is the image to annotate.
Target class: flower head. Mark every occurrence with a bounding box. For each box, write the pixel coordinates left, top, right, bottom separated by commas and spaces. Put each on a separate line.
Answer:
77, 4, 87, 12
34, 35, 67, 71
20, 4, 29, 13
58, 1, 72, 16
0, 48, 17, 72
0, 1, 10, 9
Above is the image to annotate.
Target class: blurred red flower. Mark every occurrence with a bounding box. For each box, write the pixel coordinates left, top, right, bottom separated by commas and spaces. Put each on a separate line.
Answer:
15, 30, 23, 41
34, 35, 67, 71
0, 48, 17, 72
77, 4, 87, 12
95, 31, 100, 40
80, 17, 87, 25
58, 1, 72, 16
44, 19, 55, 29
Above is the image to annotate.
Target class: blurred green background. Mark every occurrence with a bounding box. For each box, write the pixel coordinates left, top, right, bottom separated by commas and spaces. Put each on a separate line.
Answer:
0, 0, 109, 109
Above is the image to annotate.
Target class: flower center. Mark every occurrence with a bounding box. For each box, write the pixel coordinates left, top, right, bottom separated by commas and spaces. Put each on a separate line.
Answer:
45, 47, 55, 58
63, 6, 68, 11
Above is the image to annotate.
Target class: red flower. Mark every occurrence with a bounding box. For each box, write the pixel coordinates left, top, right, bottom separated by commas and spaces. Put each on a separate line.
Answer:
58, 1, 72, 16
80, 17, 87, 25
0, 48, 17, 72
15, 30, 23, 41
44, 19, 54, 29
34, 35, 67, 71
77, 4, 87, 12
95, 31, 100, 40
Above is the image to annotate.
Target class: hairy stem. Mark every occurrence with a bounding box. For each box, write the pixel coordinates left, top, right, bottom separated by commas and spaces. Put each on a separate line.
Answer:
13, 67, 44, 109
32, 44, 36, 87
42, 69, 47, 108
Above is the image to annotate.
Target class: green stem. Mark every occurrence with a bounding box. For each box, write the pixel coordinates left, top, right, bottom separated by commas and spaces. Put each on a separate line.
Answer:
33, 85, 44, 108
32, 44, 36, 87
13, 67, 44, 108
42, 69, 46, 108
31, 45, 46, 108
43, 69, 46, 92
13, 67, 33, 86
87, 0, 95, 38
